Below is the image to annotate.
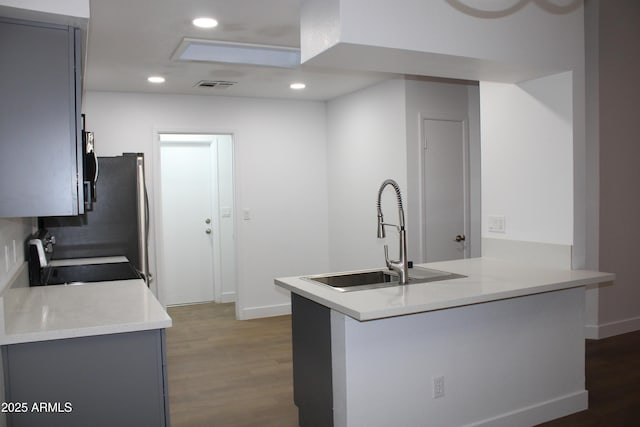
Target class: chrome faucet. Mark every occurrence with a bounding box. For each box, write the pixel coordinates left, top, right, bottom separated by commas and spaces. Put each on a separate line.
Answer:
376, 179, 409, 284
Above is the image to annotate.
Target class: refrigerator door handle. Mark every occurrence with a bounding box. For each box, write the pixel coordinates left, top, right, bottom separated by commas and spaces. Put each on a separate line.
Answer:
93, 149, 99, 189
136, 155, 150, 286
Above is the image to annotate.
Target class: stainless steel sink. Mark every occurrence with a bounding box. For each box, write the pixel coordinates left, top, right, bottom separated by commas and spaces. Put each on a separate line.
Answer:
303, 267, 465, 292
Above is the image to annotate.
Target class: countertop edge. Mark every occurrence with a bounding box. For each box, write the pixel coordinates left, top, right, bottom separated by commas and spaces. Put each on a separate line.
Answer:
355, 280, 603, 321
275, 278, 364, 320
0, 318, 172, 346
275, 258, 615, 321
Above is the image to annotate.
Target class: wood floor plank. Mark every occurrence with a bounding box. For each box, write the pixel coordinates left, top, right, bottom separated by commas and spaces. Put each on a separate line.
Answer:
166, 302, 640, 427
166, 303, 298, 427
536, 330, 640, 427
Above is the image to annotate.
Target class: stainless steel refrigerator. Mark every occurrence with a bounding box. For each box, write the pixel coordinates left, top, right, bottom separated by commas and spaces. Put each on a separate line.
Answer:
41, 153, 150, 284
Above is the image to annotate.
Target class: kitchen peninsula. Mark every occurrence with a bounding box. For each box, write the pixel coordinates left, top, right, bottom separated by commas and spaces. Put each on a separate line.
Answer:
275, 257, 614, 427
0, 265, 171, 427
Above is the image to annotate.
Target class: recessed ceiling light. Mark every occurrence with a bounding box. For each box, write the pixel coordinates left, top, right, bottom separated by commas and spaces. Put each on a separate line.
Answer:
192, 17, 218, 28
147, 76, 165, 84
290, 83, 306, 90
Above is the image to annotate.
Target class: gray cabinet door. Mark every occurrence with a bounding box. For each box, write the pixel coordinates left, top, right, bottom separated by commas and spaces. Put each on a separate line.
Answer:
0, 18, 83, 217
2, 330, 170, 427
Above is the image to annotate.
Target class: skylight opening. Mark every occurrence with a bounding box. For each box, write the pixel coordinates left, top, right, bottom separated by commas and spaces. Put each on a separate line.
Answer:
173, 38, 301, 68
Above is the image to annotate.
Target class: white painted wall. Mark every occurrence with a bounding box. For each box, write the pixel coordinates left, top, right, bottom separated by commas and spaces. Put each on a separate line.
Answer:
325, 79, 407, 271
594, 0, 640, 338
302, 0, 584, 82
0, 218, 34, 291
480, 72, 574, 245
299, 0, 340, 63
83, 91, 330, 319
338, 0, 582, 73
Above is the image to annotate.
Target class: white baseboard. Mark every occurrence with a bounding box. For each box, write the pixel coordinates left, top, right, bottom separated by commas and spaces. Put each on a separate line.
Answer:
238, 302, 291, 320
584, 324, 599, 340
585, 316, 640, 340
467, 390, 588, 427
219, 292, 236, 304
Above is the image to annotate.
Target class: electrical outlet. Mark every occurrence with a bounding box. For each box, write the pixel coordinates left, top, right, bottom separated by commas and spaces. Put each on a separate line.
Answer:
433, 376, 445, 399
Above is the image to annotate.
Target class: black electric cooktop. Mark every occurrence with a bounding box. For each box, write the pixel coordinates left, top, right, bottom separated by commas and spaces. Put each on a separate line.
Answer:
43, 262, 141, 285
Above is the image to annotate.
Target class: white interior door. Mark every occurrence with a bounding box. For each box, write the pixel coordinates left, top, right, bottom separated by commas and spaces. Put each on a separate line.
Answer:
160, 143, 216, 305
423, 118, 469, 262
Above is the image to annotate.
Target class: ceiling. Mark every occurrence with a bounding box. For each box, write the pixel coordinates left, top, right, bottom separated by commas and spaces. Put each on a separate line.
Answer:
84, 0, 396, 101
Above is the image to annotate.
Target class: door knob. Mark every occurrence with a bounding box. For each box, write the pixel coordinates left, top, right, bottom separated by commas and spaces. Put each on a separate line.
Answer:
205, 228, 212, 234
205, 218, 211, 224
455, 234, 466, 242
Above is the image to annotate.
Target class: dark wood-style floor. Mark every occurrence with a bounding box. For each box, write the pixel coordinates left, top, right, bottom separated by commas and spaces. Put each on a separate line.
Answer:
166, 302, 640, 427
537, 330, 640, 427
166, 303, 298, 427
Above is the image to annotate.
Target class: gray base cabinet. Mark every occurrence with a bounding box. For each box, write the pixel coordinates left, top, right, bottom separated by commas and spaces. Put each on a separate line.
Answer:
291, 293, 333, 427
2, 330, 169, 427
0, 17, 83, 217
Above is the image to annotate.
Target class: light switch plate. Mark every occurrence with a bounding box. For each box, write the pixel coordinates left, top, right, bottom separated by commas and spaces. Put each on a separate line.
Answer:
433, 376, 445, 399
488, 215, 506, 233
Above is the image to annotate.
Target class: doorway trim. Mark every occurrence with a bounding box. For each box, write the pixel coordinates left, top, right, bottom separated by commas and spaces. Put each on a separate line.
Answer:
152, 131, 237, 308
418, 112, 472, 262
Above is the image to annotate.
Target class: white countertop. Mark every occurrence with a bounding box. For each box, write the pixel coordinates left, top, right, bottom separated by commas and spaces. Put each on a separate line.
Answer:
48, 256, 129, 267
0, 278, 171, 345
275, 257, 615, 321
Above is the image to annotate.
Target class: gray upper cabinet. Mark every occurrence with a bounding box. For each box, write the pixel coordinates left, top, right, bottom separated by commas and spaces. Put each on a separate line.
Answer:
0, 18, 83, 217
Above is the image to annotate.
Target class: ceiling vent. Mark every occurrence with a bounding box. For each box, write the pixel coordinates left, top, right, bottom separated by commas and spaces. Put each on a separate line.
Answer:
195, 80, 237, 89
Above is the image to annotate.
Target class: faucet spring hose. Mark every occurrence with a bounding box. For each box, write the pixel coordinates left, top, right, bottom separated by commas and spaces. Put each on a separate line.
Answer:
377, 179, 404, 211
